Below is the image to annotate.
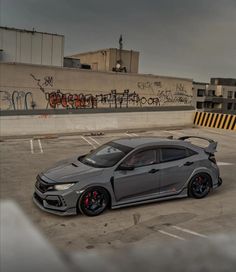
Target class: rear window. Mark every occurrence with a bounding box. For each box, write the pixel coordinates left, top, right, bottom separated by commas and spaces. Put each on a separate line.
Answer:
160, 148, 187, 162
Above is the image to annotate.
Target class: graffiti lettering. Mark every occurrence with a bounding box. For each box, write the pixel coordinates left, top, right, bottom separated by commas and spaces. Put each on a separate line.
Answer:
30, 74, 53, 93
45, 89, 161, 109
137, 81, 162, 90
0, 90, 35, 110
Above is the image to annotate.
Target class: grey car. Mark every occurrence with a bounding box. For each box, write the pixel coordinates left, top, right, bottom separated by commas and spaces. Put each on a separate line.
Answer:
33, 136, 222, 216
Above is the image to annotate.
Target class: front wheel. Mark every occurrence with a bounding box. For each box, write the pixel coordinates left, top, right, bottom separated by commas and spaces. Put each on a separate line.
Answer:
78, 187, 110, 216
188, 173, 211, 199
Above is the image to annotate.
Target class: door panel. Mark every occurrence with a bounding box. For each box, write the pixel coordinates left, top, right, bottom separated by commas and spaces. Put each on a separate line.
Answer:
159, 159, 195, 194
113, 164, 161, 201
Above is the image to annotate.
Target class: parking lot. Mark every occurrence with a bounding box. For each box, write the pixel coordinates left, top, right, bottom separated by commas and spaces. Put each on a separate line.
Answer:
0, 127, 235, 253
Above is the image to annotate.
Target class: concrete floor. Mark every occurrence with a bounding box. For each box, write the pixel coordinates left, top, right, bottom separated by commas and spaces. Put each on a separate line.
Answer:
0, 127, 235, 254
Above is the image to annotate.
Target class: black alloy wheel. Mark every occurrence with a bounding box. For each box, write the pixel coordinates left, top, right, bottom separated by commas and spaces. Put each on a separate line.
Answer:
78, 187, 110, 216
189, 173, 211, 199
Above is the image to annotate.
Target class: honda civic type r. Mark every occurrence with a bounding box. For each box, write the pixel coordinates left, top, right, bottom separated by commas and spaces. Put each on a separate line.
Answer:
33, 136, 222, 216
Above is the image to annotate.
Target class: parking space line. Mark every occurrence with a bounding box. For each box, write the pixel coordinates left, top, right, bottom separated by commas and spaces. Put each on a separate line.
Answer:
217, 162, 234, 166
165, 130, 184, 136
30, 139, 34, 154
158, 230, 186, 241
171, 226, 207, 238
81, 136, 96, 149
38, 139, 44, 153
88, 136, 100, 146
125, 133, 132, 137
125, 133, 138, 137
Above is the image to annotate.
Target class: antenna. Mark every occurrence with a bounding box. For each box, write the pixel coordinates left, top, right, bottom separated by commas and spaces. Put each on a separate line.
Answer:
119, 34, 123, 50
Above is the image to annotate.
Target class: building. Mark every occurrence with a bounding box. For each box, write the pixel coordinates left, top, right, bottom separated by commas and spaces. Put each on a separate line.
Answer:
193, 78, 236, 114
0, 26, 64, 67
68, 48, 139, 73
0, 26, 193, 112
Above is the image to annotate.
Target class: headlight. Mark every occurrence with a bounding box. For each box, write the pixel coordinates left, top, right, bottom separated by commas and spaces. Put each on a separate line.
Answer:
54, 183, 75, 191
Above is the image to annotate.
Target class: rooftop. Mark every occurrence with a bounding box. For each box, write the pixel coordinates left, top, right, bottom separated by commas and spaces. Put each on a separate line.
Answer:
0, 26, 64, 37
113, 137, 175, 148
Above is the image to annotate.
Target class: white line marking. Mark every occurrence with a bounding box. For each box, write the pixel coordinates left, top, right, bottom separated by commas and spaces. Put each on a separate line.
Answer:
125, 133, 138, 137
81, 136, 96, 149
30, 139, 34, 154
38, 139, 43, 153
171, 226, 207, 238
164, 130, 184, 135
88, 136, 100, 145
217, 162, 234, 166
158, 230, 186, 241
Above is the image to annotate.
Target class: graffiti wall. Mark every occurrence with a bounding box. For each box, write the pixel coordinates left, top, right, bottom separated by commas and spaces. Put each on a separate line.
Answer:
0, 63, 193, 111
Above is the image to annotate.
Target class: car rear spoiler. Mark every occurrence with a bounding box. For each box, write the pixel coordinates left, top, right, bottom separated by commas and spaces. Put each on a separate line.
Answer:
178, 136, 217, 154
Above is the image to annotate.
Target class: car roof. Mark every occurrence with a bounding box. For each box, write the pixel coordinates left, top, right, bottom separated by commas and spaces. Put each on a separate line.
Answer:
112, 137, 187, 149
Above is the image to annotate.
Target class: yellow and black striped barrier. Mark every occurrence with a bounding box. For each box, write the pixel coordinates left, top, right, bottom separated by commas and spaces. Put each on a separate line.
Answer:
194, 112, 236, 130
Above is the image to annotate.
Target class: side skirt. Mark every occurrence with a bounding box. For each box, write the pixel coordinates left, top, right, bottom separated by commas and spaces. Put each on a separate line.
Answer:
111, 188, 188, 209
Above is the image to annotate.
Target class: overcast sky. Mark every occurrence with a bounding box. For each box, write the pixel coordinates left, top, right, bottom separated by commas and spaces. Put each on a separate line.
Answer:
1, 0, 236, 81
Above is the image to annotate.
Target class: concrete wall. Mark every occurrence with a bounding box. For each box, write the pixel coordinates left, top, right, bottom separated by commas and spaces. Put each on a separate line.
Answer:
0, 110, 194, 136
0, 27, 64, 67
0, 63, 193, 111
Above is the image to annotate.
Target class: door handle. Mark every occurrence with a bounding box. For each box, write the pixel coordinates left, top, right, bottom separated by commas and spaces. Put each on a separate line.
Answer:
184, 161, 194, 166
149, 169, 160, 174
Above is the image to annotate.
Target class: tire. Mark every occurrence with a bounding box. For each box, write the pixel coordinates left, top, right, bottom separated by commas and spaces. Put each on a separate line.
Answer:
78, 187, 110, 216
188, 173, 212, 199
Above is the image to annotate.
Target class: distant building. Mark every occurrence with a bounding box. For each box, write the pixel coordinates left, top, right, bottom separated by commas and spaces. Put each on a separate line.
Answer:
68, 48, 139, 73
0, 26, 64, 67
193, 78, 236, 114
0, 26, 193, 112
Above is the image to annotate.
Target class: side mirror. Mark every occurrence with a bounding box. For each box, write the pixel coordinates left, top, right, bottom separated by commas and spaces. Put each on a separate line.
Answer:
118, 164, 135, 171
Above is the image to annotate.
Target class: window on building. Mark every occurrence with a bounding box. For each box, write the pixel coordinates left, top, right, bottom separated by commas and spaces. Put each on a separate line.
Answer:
204, 102, 213, 108
234, 92, 236, 99
197, 89, 205, 97
213, 103, 222, 109
196, 102, 203, 109
227, 103, 233, 110
227, 91, 233, 99
208, 90, 215, 96
234, 103, 236, 110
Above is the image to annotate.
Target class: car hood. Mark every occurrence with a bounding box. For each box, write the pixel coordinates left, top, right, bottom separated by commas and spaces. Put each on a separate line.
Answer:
40, 156, 104, 184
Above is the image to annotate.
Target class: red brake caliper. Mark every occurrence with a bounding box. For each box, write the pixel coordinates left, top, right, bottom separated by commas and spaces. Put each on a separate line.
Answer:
84, 192, 91, 207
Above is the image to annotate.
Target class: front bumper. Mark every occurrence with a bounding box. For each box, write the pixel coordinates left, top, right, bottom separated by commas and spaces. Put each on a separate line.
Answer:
33, 186, 79, 216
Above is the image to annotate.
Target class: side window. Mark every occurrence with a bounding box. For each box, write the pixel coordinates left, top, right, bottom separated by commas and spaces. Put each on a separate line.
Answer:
160, 148, 187, 162
186, 148, 197, 156
125, 149, 156, 168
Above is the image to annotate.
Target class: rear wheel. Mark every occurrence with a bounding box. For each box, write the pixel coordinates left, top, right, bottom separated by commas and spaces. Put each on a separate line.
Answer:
78, 187, 110, 216
188, 173, 211, 199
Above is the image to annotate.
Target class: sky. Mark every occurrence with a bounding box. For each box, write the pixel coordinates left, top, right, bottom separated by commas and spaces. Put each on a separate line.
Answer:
1, 0, 236, 82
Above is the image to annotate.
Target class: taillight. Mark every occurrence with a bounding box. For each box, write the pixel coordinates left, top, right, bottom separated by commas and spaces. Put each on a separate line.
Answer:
209, 154, 216, 164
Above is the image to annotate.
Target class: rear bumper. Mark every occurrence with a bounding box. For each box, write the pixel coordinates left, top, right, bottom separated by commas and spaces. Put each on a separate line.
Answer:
218, 177, 223, 187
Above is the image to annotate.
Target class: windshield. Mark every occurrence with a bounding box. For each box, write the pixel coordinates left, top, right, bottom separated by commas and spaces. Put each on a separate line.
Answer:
79, 143, 131, 168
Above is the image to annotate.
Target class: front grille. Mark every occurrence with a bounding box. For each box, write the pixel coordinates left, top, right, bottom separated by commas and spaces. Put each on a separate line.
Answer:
36, 176, 53, 193
34, 192, 44, 206
45, 197, 62, 207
